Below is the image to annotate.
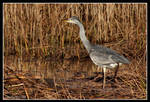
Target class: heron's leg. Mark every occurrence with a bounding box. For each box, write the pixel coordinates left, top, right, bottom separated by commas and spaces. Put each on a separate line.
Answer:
113, 63, 119, 80
103, 67, 106, 89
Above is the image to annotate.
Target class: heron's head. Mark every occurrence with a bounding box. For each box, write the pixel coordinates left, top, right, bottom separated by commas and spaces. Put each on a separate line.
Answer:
64, 16, 80, 24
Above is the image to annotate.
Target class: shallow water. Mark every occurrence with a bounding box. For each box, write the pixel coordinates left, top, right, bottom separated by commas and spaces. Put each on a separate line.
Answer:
4, 56, 101, 84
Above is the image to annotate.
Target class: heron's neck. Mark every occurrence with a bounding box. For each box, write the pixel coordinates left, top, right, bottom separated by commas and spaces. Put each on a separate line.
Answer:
78, 23, 91, 53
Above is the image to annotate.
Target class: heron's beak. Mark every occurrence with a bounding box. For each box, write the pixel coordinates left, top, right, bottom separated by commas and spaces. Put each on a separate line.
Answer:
64, 20, 74, 23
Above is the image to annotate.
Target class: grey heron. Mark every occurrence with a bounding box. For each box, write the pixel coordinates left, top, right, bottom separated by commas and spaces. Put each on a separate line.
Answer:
64, 16, 130, 89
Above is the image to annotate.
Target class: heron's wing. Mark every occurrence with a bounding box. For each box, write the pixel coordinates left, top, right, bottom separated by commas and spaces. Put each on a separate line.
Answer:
90, 45, 130, 64
89, 48, 115, 66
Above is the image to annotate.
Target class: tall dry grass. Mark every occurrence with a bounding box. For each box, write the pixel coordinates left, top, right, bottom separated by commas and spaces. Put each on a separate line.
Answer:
4, 3, 146, 60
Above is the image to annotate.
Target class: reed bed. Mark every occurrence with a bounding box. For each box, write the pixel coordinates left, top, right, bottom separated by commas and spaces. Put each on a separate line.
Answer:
4, 3, 146, 59
3, 3, 147, 99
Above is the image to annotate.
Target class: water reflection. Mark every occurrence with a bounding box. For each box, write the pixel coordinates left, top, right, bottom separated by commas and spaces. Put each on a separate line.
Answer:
4, 56, 100, 85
